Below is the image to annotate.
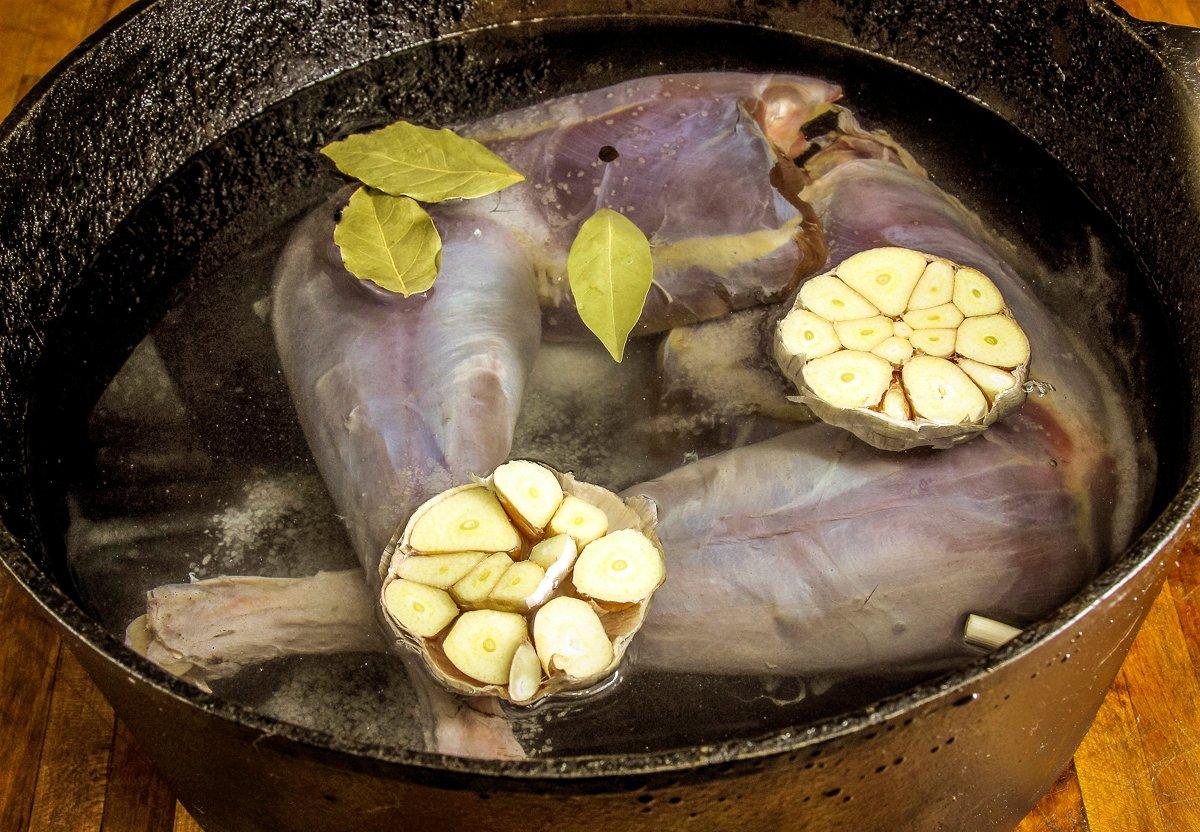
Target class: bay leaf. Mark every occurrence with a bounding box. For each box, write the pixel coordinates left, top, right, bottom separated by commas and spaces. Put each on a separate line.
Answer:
334, 187, 442, 297
567, 208, 653, 362
321, 120, 524, 202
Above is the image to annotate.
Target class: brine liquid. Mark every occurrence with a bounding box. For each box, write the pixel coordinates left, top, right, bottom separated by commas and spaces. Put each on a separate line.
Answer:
59, 22, 1175, 757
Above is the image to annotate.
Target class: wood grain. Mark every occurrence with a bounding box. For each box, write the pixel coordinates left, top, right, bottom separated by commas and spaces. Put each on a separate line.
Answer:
1074, 642, 1170, 831
0, 1, 1197, 831
1016, 763, 1090, 832
27, 649, 116, 832
99, 724, 177, 832
0, 579, 64, 832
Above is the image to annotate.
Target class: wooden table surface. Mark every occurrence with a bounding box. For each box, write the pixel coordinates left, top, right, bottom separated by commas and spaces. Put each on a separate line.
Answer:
3, 1, 1200, 830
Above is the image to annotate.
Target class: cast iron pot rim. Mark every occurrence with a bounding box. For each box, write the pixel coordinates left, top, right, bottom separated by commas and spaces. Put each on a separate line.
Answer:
0, 0, 1193, 781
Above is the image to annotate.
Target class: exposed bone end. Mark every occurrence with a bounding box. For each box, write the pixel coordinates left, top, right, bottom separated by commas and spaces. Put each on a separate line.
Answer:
533, 597, 614, 681
508, 641, 543, 703
964, 613, 1022, 651
383, 580, 459, 638
443, 610, 529, 685
660, 309, 815, 424
573, 529, 665, 604
129, 571, 382, 692
491, 460, 565, 537
397, 551, 486, 589
774, 247, 1033, 451
835, 246, 927, 316
408, 485, 521, 555
548, 495, 610, 548
450, 552, 514, 608
125, 614, 202, 679
487, 561, 547, 612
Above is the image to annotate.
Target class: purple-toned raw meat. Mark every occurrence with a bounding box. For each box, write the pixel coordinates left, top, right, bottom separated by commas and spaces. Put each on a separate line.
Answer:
440, 72, 836, 335
272, 203, 541, 579
127, 76, 1151, 762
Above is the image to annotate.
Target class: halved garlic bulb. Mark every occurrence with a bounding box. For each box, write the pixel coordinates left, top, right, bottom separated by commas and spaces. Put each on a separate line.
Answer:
775, 247, 1030, 450
380, 463, 665, 703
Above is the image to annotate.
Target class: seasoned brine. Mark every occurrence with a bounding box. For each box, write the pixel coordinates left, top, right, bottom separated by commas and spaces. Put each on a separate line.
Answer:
64, 40, 1168, 760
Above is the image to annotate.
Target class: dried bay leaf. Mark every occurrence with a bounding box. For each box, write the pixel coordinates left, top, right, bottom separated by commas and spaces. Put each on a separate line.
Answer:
334, 187, 442, 297
567, 209, 653, 362
322, 121, 524, 202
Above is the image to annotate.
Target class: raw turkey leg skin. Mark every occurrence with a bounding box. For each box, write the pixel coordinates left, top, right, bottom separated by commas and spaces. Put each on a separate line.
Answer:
271, 198, 542, 581
125, 79, 1150, 760
126, 570, 381, 682
795, 112, 1151, 547
130, 404, 1108, 686
132, 195, 541, 759
663, 110, 1151, 548
440, 72, 837, 335
625, 406, 1110, 677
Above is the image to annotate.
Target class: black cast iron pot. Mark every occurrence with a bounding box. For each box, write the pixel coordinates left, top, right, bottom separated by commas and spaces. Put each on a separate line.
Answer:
2, 1, 1199, 830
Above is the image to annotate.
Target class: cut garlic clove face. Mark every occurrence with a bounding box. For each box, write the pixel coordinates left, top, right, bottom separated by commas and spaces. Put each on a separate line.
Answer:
396, 551, 486, 589
508, 641, 543, 703
528, 534, 577, 570
548, 495, 610, 548
450, 552, 514, 608
778, 309, 841, 360
872, 336, 914, 366
408, 486, 521, 554
910, 328, 956, 358
383, 580, 460, 638
487, 561, 547, 612
833, 316, 893, 351
443, 610, 528, 685
902, 303, 963, 331
835, 246, 927, 316
952, 267, 1005, 317
901, 356, 988, 424
908, 259, 955, 310
798, 274, 879, 321
881, 383, 911, 421
491, 460, 565, 535
533, 597, 614, 681
383, 467, 666, 704
957, 358, 1018, 402
956, 315, 1030, 368
774, 247, 1032, 450
573, 530, 666, 604
802, 350, 893, 408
